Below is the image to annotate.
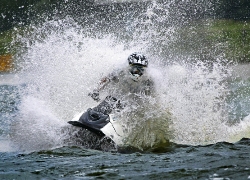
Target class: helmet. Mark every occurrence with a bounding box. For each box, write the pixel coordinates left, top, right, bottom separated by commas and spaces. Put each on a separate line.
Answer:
128, 52, 148, 67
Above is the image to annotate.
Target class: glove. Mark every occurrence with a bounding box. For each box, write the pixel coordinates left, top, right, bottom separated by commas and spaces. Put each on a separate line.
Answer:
116, 100, 124, 109
88, 90, 100, 102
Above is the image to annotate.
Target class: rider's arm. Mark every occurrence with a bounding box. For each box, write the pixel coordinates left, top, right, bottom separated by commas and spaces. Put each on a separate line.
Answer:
88, 74, 114, 101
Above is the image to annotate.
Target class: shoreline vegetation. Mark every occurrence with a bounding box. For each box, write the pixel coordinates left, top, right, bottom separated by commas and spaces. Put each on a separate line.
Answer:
0, 54, 13, 72
0, 29, 13, 72
174, 19, 250, 64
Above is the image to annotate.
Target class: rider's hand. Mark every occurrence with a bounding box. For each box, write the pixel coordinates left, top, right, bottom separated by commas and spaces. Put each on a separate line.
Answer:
116, 100, 124, 109
88, 90, 100, 102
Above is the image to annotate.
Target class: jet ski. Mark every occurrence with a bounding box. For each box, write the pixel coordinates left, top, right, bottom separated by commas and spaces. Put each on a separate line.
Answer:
68, 96, 124, 140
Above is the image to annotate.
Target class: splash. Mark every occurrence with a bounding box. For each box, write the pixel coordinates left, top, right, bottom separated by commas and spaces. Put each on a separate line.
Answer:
10, 96, 67, 152
10, 18, 132, 152
5, 0, 250, 152
154, 61, 230, 145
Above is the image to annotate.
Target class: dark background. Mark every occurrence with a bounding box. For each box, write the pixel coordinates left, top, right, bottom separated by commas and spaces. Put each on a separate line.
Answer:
0, 0, 250, 32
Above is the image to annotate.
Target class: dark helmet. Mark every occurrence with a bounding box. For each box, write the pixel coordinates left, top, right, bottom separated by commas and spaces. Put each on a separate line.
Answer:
128, 52, 148, 67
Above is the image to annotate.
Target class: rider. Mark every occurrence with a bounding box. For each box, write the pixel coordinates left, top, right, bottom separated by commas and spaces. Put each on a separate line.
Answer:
88, 52, 154, 115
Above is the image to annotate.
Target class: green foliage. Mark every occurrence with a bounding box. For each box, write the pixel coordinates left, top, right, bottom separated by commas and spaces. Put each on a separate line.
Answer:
173, 20, 250, 63
208, 20, 250, 63
0, 30, 12, 55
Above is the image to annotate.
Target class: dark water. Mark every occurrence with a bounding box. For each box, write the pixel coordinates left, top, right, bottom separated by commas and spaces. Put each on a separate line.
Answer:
1, 140, 250, 179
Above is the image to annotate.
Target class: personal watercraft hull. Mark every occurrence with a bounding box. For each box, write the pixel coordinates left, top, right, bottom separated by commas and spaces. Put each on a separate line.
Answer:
68, 120, 105, 136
